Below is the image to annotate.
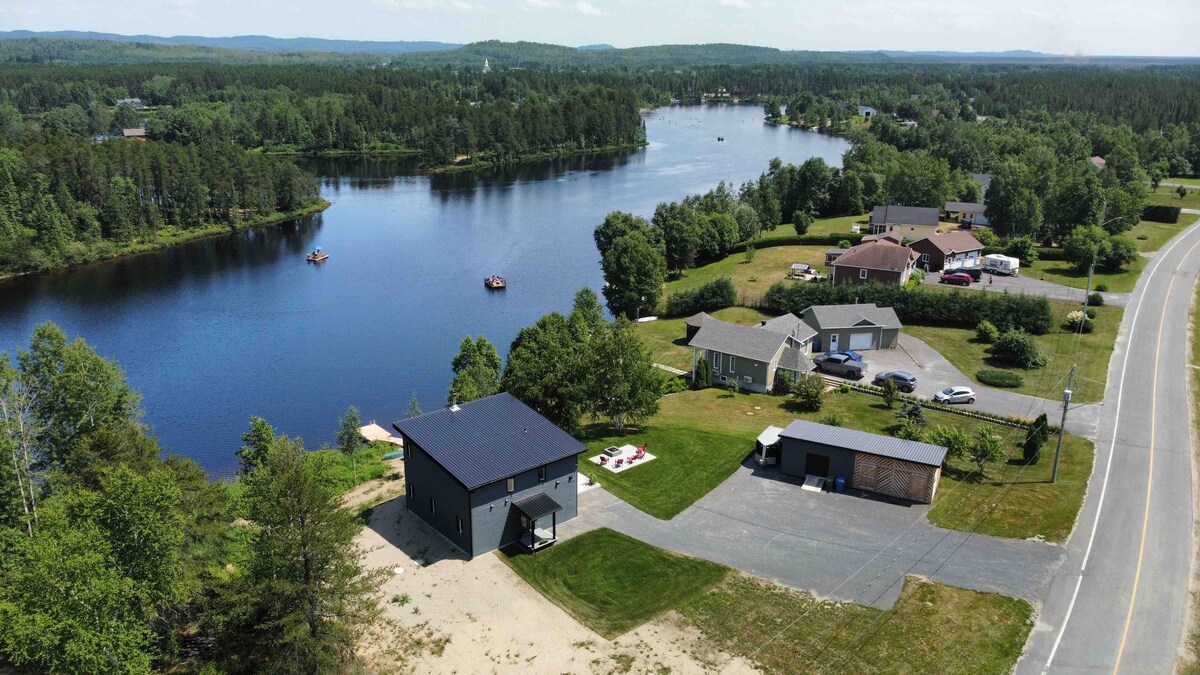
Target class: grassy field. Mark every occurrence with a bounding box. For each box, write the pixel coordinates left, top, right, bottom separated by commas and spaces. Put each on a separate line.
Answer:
1169, 177, 1200, 187
1025, 256, 1145, 293
680, 574, 1033, 675
633, 306, 769, 370
580, 388, 1092, 540
905, 302, 1122, 404
1130, 214, 1199, 252
662, 244, 829, 302
1147, 185, 1200, 209
498, 528, 728, 638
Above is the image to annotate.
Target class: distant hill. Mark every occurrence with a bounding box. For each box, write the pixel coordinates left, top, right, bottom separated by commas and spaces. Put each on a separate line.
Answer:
577, 44, 615, 51
0, 30, 460, 54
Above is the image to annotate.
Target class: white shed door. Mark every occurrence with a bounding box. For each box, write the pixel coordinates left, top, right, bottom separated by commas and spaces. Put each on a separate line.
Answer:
849, 332, 874, 350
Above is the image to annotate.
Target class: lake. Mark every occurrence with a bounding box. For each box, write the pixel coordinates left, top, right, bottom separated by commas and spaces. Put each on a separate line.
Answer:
0, 105, 850, 477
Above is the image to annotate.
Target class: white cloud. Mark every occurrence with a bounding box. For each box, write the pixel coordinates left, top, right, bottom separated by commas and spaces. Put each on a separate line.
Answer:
521, 0, 561, 8
574, 0, 604, 16
718, 0, 751, 8
370, 0, 483, 11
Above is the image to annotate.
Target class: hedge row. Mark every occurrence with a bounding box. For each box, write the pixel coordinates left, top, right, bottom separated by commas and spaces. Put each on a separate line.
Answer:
845, 382, 1032, 429
763, 281, 1055, 335
730, 233, 865, 254
1143, 205, 1182, 224
976, 369, 1025, 388
663, 278, 737, 317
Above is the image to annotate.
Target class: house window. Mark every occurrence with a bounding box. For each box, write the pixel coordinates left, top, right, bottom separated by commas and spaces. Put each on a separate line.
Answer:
859, 268, 868, 280
456, 516, 464, 534
921, 253, 929, 261
712, 352, 722, 371
506, 477, 515, 493
729, 356, 736, 373
407, 482, 413, 498
538, 465, 547, 482
429, 498, 436, 515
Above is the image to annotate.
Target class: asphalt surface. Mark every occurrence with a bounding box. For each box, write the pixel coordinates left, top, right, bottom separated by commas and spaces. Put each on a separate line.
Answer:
1017, 218, 1200, 673
921, 270, 1129, 307
564, 463, 1061, 609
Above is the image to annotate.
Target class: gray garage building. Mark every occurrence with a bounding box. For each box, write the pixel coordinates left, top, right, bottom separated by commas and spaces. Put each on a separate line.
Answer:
798, 303, 902, 352
394, 392, 586, 558
778, 420, 947, 503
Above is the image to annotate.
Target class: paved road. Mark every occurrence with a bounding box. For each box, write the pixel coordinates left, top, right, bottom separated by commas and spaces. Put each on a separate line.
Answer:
921, 271, 1129, 307
1018, 218, 1200, 673
563, 463, 1061, 609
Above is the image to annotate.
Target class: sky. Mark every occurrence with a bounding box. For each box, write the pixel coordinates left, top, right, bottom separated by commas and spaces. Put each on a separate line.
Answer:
1, 0, 1198, 56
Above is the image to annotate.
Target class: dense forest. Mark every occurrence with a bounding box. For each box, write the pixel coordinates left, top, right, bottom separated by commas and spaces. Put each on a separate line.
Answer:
0, 323, 392, 673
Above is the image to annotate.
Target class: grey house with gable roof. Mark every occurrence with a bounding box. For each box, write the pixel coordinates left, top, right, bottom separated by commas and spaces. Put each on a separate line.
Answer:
799, 303, 902, 352
687, 314, 816, 393
393, 392, 585, 558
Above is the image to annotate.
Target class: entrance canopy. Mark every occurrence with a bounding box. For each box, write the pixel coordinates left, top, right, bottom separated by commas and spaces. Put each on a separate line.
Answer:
512, 492, 563, 521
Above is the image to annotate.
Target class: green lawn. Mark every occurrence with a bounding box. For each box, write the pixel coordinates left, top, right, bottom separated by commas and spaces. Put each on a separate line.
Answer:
634, 306, 768, 371
1147, 185, 1200, 209
580, 388, 1093, 540
1025, 256, 1145, 293
662, 244, 828, 303
498, 528, 728, 638
1130, 213, 1199, 252
680, 574, 1033, 675
1169, 177, 1200, 187
905, 302, 1122, 404
1186, 286, 1200, 675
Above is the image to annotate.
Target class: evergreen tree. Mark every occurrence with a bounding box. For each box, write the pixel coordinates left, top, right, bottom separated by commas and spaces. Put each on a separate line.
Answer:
336, 405, 362, 483
406, 391, 423, 419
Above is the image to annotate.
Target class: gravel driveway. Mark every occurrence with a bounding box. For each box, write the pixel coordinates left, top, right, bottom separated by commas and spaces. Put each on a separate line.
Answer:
921, 270, 1128, 307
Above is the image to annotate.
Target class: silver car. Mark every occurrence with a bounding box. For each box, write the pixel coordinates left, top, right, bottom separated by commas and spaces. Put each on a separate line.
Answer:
934, 386, 976, 404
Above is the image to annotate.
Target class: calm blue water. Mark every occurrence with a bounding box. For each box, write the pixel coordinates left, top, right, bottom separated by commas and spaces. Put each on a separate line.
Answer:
0, 105, 849, 477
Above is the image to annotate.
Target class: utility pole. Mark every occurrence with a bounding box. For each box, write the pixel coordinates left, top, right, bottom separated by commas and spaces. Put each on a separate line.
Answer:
1052, 364, 1075, 483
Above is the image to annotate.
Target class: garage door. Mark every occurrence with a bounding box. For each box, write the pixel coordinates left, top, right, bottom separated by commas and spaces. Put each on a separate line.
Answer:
853, 453, 936, 503
848, 332, 875, 351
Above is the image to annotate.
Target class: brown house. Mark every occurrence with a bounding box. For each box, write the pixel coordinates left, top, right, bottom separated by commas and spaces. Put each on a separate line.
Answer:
830, 240, 918, 286
909, 231, 984, 272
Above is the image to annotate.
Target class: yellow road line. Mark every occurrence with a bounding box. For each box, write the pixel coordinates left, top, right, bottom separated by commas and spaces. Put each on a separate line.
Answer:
1113, 236, 1200, 672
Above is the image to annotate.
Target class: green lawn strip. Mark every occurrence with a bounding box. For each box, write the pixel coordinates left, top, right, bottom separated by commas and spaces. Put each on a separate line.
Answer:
1025, 255, 1145, 293
662, 244, 829, 301
1131, 214, 1199, 252
1186, 284, 1200, 674
1147, 186, 1200, 209
678, 574, 1033, 675
1169, 177, 1200, 187
904, 302, 1122, 404
634, 306, 769, 370
582, 388, 1091, 540
497, 528, 728, 638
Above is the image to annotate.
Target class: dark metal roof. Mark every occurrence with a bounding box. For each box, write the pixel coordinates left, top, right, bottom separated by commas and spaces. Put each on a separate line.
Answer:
511, 492, 563, 520
394, 392, 586, 490
779, 420, 947, 467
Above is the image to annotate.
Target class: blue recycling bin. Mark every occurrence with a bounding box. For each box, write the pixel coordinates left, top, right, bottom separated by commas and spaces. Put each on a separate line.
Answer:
835, 475, 846, 493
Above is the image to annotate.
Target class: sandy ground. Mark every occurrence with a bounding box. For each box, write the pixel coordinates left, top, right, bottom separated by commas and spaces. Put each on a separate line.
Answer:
356, 496, 760, 674
342, 458, 406, 511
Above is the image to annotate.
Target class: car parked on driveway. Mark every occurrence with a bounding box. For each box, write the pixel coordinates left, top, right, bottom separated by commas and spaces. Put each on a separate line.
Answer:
814, 352, 866, 379
873, 370, 917, 392
933, 386, 976, 404
939, 272, 973, 286
959, 267, 984, 281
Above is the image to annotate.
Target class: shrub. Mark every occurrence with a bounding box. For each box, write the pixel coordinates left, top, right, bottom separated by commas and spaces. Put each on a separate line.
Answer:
792, 373, 826, 412
1064, 310, 1094, 334
1022, 412, 1051, 464
991, 330, 1047, 369
969, 427, 1006, 481
837, 383, 851, 394
880, 378, 899, 409
1137, 234, 1149, 240
976, 369, 1025, 388
894, 418, 926, 442
1095, 283, 1109, 292
743, 244, 756, 263
792, 209, 814, 236
1085, 307, 1097, 319
725, 378, 741, 396
910, 268, 926, 285
895, 402, 928, 428
693, 358, 712, 389
819, 412, 844, 427
837, 239, 852, 249
975, 320, 999, 344
1004, 235, 1038, 263
664, 278, 737, 317
1088, 292, 1105, 307
773, 370, 795, 396
974, 228, 1000, 247
927, 425, 971, 461
661, 374, 689, 395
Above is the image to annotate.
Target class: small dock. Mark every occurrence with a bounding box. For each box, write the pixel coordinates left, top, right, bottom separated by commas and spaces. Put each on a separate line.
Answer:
358, 422, 403, 448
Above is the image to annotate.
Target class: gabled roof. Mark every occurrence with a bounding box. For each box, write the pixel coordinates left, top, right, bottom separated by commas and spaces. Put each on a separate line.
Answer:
759, 313, 818, 343
861, 233, 903, 244
688, 320, 788, 362
778, 346, 816, 373
393, 392, 586, 490
685, 311, 712, 328
780, 420, 947, 467
870, 205, 940, 227
799, 303, 902, 331
911, 231, 984, 255
943, 201, 986, 214
830, 241, 917, 272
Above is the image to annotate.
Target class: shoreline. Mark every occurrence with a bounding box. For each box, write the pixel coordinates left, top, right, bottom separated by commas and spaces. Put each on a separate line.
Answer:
427, 140, 650, 174
0, 199, 331, 284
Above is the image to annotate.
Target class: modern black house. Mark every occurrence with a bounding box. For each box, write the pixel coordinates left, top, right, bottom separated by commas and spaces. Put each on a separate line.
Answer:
393, 392, 586, 558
